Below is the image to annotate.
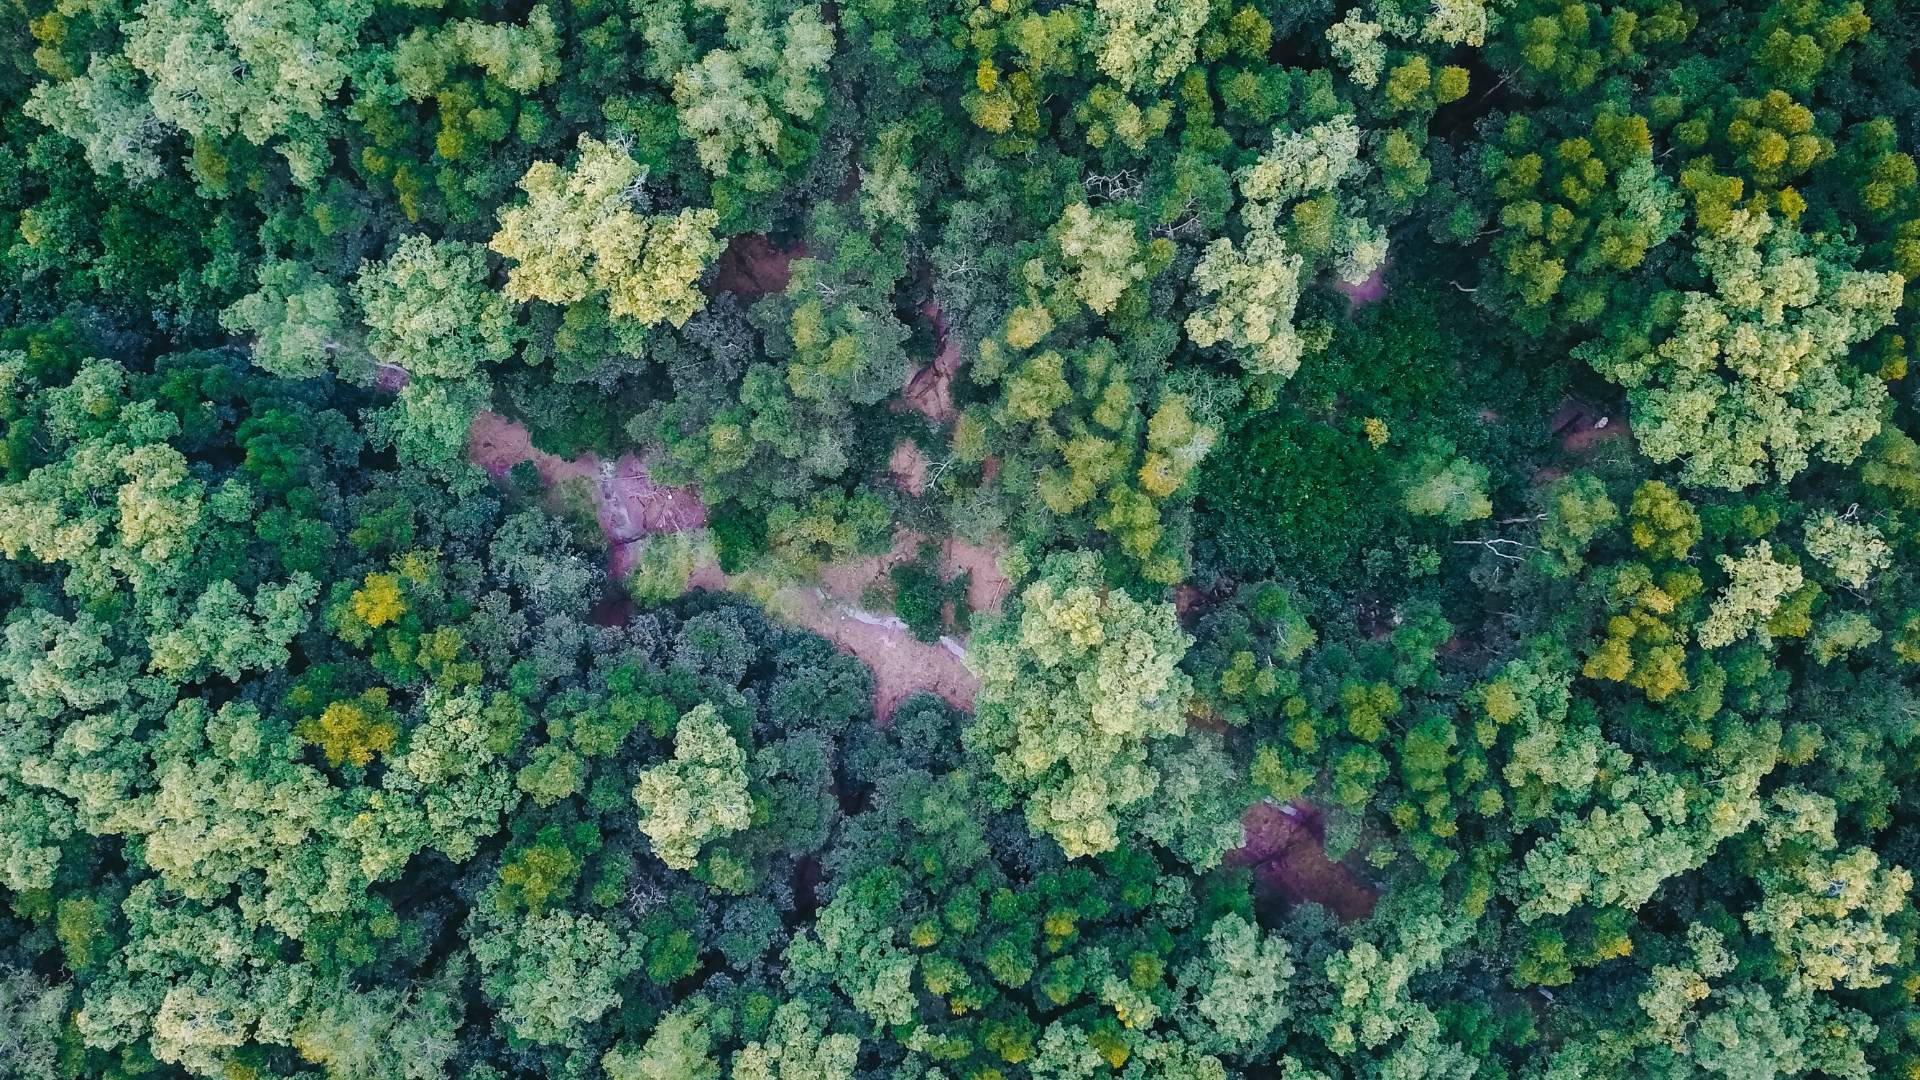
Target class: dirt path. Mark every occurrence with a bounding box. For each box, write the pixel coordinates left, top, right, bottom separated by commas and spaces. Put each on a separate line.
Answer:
898, 300, 965, 424
687, 560, 981, 719
767, 527, 1009, 719
811, 529, 1013, 622
464, 412, 1007, 718
785, 588, 979, 720
465, 415, 1368, 900
690, 525, 1014, 720
711, 234, 805, 299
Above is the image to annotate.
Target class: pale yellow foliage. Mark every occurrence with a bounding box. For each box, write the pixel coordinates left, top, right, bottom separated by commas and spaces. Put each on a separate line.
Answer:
1185, 233, 1306, 377
1697, 540, 1802, 649
965, 553, 1192, 857
1090, 0, 1211, 93
1053, 203, 1146, 315
490, 135, 722, 327
1747, 846, 1914, 992
633, 704, 752, 871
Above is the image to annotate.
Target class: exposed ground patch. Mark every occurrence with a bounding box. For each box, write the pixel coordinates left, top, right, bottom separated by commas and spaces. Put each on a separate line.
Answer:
711, 233, 805, 299
690, 558, 981, 720
1549, 396, 1632, 455
897, 300, 965, 424
467, 412, 707, 577
1332, 261, 1391, 312
466, 417, 1358, 892
1231, 799, 1379, 922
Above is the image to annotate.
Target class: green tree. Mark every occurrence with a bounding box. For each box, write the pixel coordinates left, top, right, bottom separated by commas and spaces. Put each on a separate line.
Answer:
964, 552, 1194, 857
353, 236, 518, 380
634, 703, 753, 871
490, 135, 723, 328
1576, 211, 1904, 489
221, 260, 358, 381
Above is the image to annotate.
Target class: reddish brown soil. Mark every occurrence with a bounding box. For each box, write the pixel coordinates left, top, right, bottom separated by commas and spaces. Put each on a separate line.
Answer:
731, 529, 1010, 720
1172, 582, 1233, 625
1332, 261, 1391, 311
942, 537, 1013, 615
711, 234, 806, 299
889, 439, 932, 497
786, 588, 980, 721
374, 362, 412, 392
467, 409, 1011, 720
1230, 800, 1378, 922
687, 558, 982, 720
466, 413, 707, 577
898, 300, 965, 424
810, 530, 1012, 618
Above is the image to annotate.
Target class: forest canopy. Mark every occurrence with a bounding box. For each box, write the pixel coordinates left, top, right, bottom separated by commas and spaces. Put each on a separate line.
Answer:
2, 0, 1920, 1078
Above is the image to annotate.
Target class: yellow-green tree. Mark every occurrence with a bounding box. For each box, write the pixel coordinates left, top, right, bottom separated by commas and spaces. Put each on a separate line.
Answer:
964, 552, 1193, 857
490, 135, 723, 328
633, 703, 752, 871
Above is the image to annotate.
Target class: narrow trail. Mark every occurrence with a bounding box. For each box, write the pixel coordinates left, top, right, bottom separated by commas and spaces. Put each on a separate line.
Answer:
466, 410, 1373, 911
466, 412, 707, 576
688, 560, 982, 720
465, 412, 1000, 720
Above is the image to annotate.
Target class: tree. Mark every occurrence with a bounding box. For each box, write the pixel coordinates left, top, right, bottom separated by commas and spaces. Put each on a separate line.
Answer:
781, 868, 919, 1028
1133, 734, 1249, 869
758, 251, 911, 408
1185, 232, 1308, 378
23, 57, 166, 185
353, 236, 518, 380
634, 703, 753, 871
221, 260, 358, 381
367, 377, 491, 471
490, 135, 723, 328
291, 970, 466, 1080
1046, 202, 1151, 319
1237, 115, 1386, 283
1746, 791, 1915, 993
1089, 0, 1210, 94
1476, 113, 1685, 327
1801, 511, 1890, 589
1176, 913, 1294, 1055
1698, 541, 1803, 649
121, 0, 369, 184
0, 968, 66, 1080
1401, 438, 1492, 524
663, 0, 834, 195
1627, 480, 1701, 560
469, 908, 636, 1047
1538, 473, 1621, 577
604, 1001, 721, 1080
1575, 210, 1905, 489
731, 1000, 860, 1080
964, 552, 1194, 857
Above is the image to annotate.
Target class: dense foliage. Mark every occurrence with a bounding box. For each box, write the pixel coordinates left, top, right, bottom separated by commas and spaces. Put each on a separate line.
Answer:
3, 0, 1920, 1078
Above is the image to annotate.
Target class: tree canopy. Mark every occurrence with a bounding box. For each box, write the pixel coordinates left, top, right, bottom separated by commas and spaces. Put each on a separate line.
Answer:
3, 0, 1920, 1077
